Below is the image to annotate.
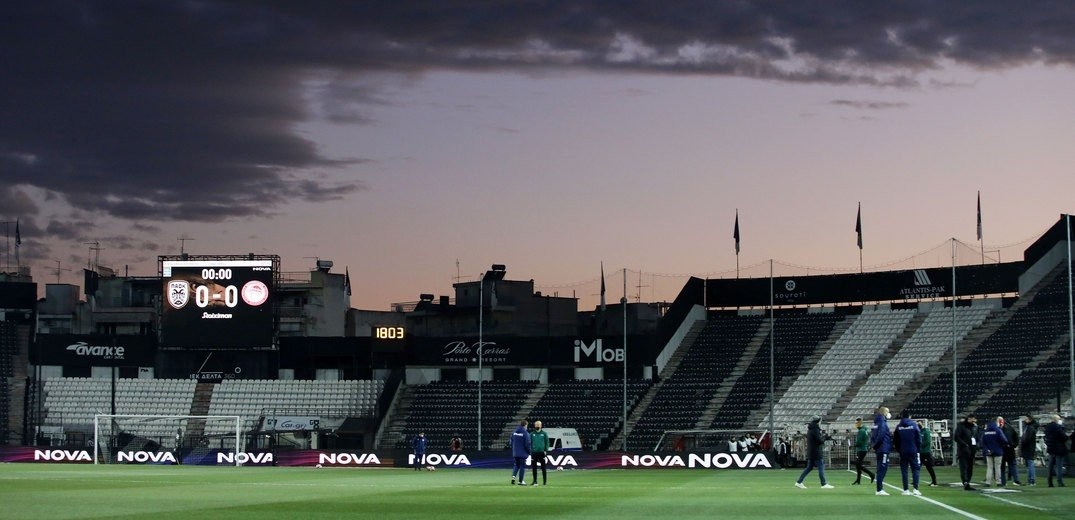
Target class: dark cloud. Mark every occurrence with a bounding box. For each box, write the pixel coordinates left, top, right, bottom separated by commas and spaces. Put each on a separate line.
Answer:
829, 100, 910, 110
3, 1, 1074, 227
0, 187, 39, 218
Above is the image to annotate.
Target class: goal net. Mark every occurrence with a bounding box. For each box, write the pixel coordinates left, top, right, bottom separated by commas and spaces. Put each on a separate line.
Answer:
93, 415, 242, 465
654, 429, 783, 452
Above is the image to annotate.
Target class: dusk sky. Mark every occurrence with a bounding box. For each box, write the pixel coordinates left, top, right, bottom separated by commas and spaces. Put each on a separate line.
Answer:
3, 2, 1074, 310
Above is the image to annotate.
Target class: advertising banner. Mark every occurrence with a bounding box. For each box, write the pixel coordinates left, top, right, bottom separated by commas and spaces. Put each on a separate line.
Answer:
406, 336, 654, 368
0, 447, 774, 470
33, 334, 157, 366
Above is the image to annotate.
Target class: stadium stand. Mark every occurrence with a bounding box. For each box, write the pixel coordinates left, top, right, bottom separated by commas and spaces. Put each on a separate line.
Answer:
393, 380, 537, 451
627, 315, 764, 451
905, 270, 1072, 419
0, 321, 15, 443
709, 311, 844, 431
204, 379, 384, 437
763, 308, 916, 429
41, 378, 196, 443
527, 379, 650, 450
836, 306, 992, 424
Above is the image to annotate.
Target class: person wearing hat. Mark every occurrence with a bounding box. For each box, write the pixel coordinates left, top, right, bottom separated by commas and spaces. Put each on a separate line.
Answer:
794, 415, 834, 489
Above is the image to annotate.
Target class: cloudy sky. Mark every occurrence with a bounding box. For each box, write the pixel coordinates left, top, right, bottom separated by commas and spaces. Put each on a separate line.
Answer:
3, 1, 1074, 309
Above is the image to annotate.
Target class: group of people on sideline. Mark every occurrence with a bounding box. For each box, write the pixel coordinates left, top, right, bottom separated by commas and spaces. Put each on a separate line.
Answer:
797, 407, 1072, 494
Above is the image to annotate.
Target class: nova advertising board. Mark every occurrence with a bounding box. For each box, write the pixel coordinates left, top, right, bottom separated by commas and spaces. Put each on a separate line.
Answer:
0, 448, 774, 470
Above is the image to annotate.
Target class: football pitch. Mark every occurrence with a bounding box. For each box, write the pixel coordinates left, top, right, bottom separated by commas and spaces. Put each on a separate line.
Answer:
1, 464, 1072, 519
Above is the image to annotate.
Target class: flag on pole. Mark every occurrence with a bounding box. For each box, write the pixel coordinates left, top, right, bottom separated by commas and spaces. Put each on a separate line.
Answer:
600, 262, 607, 312
855, 203, 863, 250
976, 191, 983, 241
15, 219, 20, 247
733, 210, 740, 254
344, 267, 352, 297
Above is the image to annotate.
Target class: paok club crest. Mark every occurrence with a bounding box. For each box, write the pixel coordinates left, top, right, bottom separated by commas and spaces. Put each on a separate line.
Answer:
167, 280, 190, 309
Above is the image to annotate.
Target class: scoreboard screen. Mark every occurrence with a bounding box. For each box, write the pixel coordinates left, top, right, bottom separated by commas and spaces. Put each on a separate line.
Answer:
161, 260, 273, 348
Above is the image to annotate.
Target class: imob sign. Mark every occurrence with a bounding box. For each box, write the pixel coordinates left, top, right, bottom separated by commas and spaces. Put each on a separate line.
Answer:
574, 339, 623, 363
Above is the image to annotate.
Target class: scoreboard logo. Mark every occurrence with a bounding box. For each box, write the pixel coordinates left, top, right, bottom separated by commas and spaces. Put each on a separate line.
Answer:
168, 280, 190, 309
241, 280, 269, 306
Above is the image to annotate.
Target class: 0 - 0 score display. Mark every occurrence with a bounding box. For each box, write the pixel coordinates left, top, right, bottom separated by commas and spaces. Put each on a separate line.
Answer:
161, 259, 274, 348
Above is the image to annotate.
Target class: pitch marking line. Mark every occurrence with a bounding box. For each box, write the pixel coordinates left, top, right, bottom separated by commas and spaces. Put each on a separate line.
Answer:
982, 493, 1047, 511
845, 469, 987, 520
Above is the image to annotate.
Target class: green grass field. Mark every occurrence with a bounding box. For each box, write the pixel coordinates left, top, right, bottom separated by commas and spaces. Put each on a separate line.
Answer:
1, 464, 1072, 519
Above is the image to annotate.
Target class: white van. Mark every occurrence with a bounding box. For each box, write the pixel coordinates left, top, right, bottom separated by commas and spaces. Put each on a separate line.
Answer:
542, 427, 582, 451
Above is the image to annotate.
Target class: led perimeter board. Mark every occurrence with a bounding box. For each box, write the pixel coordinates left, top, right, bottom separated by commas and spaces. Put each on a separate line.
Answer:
161, 258, 275, 348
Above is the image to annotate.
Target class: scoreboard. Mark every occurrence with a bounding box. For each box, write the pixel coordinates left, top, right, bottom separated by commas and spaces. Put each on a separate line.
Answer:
161, 259, 274, 348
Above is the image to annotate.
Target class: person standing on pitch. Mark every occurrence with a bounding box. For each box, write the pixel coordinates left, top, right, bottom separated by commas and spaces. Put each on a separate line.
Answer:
510, 419, 531, 486
852, 418, 875, 485
871, 406, 893, 496
917, 420, 938, 487
999, 416, 1021, 485
795, 415, 834, 489
412, 432, 427, 471
530, 420, 550, 486
1044, 414, 1068, 487
981, 417, 1009, 487
893, 411, 922, 496
1020, 414, 1039, 485
955, 414, 979, 490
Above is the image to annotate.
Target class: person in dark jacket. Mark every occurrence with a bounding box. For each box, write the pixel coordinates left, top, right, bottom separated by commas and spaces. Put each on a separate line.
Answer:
981, 418, 1009, 487
530, 420, 550, 486
412, 432, 427, 471
1044, 414, 1068, 487
510, 419, 531, 486
955, 414, 979, 490
851, 418, 875, 485
998, 416, 1020, 485
794, 415, 834, 489
918, 420, 938, 487
1020, 414, 1039, 485
871, 406, 893, 496
893, 411, 922, 496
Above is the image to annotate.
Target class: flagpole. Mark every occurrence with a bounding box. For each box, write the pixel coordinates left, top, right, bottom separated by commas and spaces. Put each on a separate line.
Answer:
1066, 214, 1073, 420
478, 272, 484, 451
734, 209, 741, 279
978, 191, 985, 265
768, 259, 775, 438
856, 203, 863, 273
951, 237, 958, 465
622, 268, 628, 452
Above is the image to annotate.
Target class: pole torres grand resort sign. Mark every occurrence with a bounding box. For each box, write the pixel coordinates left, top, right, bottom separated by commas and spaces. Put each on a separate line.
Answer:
407, 336, 652, 367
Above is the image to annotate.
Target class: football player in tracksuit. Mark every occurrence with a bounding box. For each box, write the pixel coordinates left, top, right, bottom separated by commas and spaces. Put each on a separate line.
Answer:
852, 418, 875, 485
510, 419, 531, 486
871, 406, 893, 496
981, 418, 1009, 487
893, 411, 922, 496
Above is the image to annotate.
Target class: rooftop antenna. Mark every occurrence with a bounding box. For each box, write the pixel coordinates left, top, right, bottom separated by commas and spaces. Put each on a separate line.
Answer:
634, 269, 649, 303
84, 241, 102, 271
51, 259, 71, 284
178, 235, 194, 255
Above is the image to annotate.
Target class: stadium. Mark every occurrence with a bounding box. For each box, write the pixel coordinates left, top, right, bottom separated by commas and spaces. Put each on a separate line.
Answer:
0, 215, 1073, 518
